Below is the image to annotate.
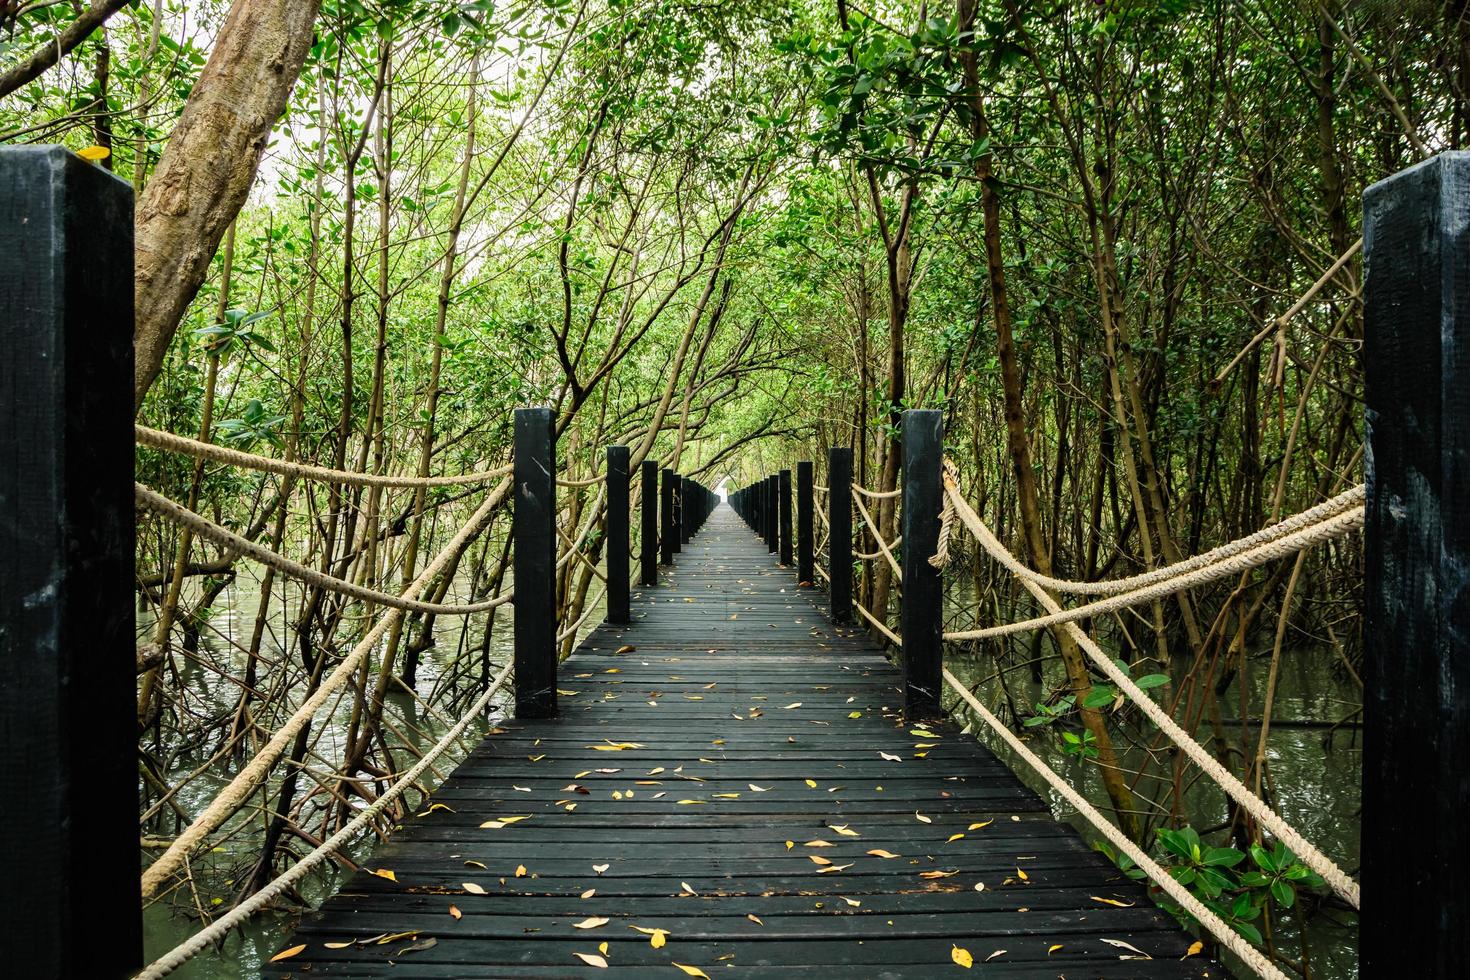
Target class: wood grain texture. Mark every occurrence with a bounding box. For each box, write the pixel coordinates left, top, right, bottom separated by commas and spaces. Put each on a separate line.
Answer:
266, 504, 1216, 978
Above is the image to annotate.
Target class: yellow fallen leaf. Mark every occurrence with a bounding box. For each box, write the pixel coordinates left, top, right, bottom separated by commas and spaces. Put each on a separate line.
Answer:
573, 951, 609, 968
448, 905, 462, 920
809, 855, 833, 866
1016, 868, 1029, 881
270, 945, 306, 963
631, 925, 670, 948
843, 897, 862, 907
582, 888, 596, 899
946, 833, 966, 843
599, 941, 609, 955
615, 645, 636, 654
464, 860, 487, 869
515, 865, 528, 878
676, 799, 707, 805
1185, 940, 1204, 957
919, 869, 959, 879
673, 964, 711, 979
951, 945, 973, 968
1048, 944, 1063, 955
462, 882, 486, 894
1091, 895, 1134, 907
747, 913, 764, 925
968, 821, 993, 831
815, 862, 853, 873
831, 824, 860, 837
323, 942, 354, 949
804, 779, 817, 788
866, 848, 900, 859
848, 711, 862, 718
372, 869, 397, 882
712, 793, 741, 799
915, 812, 932, 824
574, 916, 610, 929
785, 841, 795, 850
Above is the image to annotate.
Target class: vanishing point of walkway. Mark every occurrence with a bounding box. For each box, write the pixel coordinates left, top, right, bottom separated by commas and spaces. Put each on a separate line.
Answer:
267, 504, 1215, 978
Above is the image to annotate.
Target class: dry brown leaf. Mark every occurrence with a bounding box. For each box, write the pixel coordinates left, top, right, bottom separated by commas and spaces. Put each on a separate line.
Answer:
448, 905, 462, 920
842, 897, 862, 907
747, 913, 764, 925
270, 945, 306, 963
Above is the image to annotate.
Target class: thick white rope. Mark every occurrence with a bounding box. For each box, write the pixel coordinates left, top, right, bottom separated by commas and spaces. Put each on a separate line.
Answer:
851, 481, 901, 500
943, 502, 1364, 641
943, 487, 1361, 909
949, 475, 1364, 596
558, 581, 609, 643
854, 599, 902, 646
137, 424, 512, 488
851, 488, 902, 582
140, 479, 512, 898
136, 483, 516, 615
556, 471, 607, 488
137, 660, 515, 979
942, 668, 1287, 980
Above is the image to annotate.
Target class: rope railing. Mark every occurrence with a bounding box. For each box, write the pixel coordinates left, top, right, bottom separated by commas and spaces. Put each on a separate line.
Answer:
137, 424, 512, 488
851, 486, 902, 582
137, 660, 515, 979
139, 478, 513, 899
556, 471, 607, 488
136, 482, 517, 616
851, 481, 901, 499
941, 482, 1362, 911
942, 668, 1288, 980
854, 599, 901, 646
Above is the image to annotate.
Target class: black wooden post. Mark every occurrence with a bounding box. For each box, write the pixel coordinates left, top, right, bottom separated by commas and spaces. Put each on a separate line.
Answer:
513, 407, 557, 718
672, 474, 683, 554
828, 448, 853, 624
660, 467, 676, 565
766, 475, 778, 554
1362, 151, 1470, 973
680, 475, 692, 544
797, 461, 814, 585
640, 459, 658, 587
779, 469, 793, 566
606, 445, 630, 623
0, 146, 140, 979
901, 409, 944, 717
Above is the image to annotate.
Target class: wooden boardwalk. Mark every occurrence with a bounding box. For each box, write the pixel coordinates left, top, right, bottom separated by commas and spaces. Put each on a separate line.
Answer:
267, 505, 1216, 978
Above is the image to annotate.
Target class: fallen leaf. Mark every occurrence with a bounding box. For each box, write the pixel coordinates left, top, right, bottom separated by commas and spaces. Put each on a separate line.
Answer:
573, 952, 609, 968
464, 860, 487, 869
968, 821, 993, 831
581, 888, 597, 899
784, 702, 803, 709
951, 945, 973, 968
1185, 940, 1204, 958
599, 941, 609, 955
515, 865, 528, 878
448, 905, 462, 920
848, 711, 862, 718
1016, 868, 1029, 881
815, 862, 853, 874
985, 950, 1006, 962
747, 913, 764, 925
804, 779, 817, 788
749, 783, 771, 792
946, 833, 966, 843
372, 869, 397, 882
461, 882, 486, 894
1091, 895, 1135, 908
809, 855, 833, 866
843, 897, 862, 907
593, 864, 610, 874
1048, 944, 1063, 955
631, 925, 670, 948
915, 812, 932, 824
270, 945, 306, 963
615, 645, 636, 654
673, 964, 711, 978
398, 937, 437, 954
323, 942, 354, 949
879, 752, 902, 762
1100, 938, 1152, 958
831, 824, 860, 837
681, 881, 698, 895
785, 841, 795, 850
676, 799, 707, 805
573, 916, 610, 929
919, 869, 959, 879
866, 849, 900, 859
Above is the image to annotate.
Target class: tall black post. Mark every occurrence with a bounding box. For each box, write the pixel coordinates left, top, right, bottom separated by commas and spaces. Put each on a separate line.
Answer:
766, 475, 778, 554
672, 473, 683, 554
0, 146, 140, 978
797, 461, 814, 585
900, 409, 944, 717
828, 448, 853, 624
606, 445, 630, 623
779, 469, 793, 566
660, 467, 676, 565
1362, 151, 1470, 973
680, 475, 692, 544
513, 407, 557, 718
640, 459, 658, 587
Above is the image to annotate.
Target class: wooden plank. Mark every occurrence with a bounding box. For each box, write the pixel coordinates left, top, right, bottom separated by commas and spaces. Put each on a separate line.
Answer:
266, 502, 1216, 978
0, 146, 141, 978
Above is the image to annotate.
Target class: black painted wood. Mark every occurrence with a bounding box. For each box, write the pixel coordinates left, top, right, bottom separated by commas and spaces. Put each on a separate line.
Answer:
673, 474, 684, 554
513, 407, 557, 718
660, 468, 675, 566
900, 410, 943, 717
641, 460, 658, 587
1362, 150, 1470, 974
766, 475, 778, 554
0, 146, 141, 979
607, 446, 631, 623
778, 469, 793, 567
267, 505, 1213, 978
797, 461, 814, 585
828, 448, 853, 624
